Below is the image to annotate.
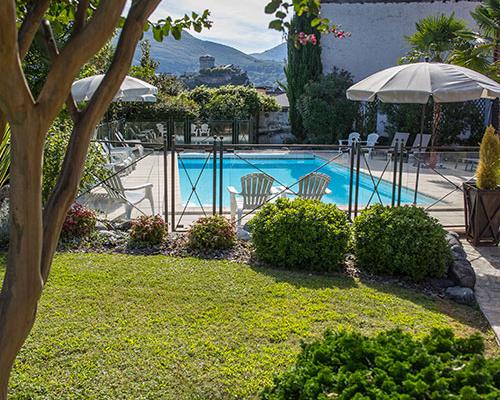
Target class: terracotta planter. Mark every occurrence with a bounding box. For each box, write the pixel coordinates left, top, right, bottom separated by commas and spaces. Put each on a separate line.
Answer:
463, 182, 500, 246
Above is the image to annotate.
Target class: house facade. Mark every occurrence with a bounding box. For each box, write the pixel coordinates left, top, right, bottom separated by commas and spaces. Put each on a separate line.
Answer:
320, 0, 482, 81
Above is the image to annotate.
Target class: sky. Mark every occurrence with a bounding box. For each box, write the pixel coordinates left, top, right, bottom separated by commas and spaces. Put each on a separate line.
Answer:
150, 0, 285, 54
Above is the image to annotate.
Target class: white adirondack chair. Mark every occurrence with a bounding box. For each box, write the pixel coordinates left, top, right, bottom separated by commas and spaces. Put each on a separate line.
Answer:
297, 172, 332, 200
277, 172, 332, 201
115, 131, 144, 157
228, 173, 275, 226
103, 174, 154, 219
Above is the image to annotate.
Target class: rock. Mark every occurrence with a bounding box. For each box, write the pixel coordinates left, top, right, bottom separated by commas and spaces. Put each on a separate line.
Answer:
447, 231, 459, 239
448, 259, 476, 289
445, 286, 475, 305
450, 244, 467, 260
237, 228, 251, 241
116, 220, 133, 231
96, 221, 108, 231
430, 278, 455, 289
446, 233, 461, 248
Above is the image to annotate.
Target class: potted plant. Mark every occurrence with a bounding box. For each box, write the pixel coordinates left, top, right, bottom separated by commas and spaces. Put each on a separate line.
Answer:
463, 125, 500, 246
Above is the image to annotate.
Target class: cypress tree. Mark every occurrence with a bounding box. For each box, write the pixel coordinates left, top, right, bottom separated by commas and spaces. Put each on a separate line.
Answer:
285, 14, 323, 142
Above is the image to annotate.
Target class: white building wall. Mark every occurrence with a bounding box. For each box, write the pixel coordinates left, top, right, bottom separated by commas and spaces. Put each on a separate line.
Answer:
321, 1, 480, 82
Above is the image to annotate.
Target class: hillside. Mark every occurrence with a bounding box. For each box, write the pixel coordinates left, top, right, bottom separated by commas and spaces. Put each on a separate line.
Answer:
250, 43, 287, 62
134, 31, 285, 88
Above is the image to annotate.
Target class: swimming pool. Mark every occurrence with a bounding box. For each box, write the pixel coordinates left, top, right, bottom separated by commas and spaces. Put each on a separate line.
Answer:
177, 153, 432, 207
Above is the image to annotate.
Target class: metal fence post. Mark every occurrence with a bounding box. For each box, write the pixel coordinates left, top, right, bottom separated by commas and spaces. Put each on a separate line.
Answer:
170, 134, 176, 231
213, 136, 217, 216
354, 141, 361, 218
391, 140, 398, 207
347, 142, 356, 221
219, 136, 224, 216
397, 140, 404, 206
163, 135, 169, 225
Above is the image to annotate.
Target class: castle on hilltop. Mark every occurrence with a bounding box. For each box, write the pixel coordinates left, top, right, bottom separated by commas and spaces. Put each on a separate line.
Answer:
181, 55, 250, 89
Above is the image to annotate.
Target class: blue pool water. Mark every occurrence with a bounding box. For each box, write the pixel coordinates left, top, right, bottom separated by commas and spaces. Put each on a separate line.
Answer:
177, 154, 432, 207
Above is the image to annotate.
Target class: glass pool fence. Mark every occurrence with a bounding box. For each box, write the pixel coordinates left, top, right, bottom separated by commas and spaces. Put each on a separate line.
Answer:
77, 137, 479, 232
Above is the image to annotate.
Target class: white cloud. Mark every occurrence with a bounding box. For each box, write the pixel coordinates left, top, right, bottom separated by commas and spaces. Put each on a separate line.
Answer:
150, 0, 285, 54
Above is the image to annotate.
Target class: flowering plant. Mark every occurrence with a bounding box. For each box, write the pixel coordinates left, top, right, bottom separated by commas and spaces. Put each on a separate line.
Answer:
62, 203, 97, 239
129, 215, 167, 246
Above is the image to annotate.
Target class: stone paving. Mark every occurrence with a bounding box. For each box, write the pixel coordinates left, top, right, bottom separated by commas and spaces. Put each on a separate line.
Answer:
462, 241, 500, 344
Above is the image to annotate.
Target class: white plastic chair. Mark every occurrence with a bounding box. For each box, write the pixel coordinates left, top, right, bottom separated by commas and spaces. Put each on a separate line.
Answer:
385, 132, 410, 160
200, 124, 211, 136
103, 174, 154, 219
227, 173, 275, 226
338, 132, 360, 154
364, 133, 379, 158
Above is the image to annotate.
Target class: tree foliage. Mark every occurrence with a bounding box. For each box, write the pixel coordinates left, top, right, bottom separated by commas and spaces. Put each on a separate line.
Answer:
476, 125, 500, 190
297, 69, 358, 143
187, 86, 280, 120
285, 13, 322, 141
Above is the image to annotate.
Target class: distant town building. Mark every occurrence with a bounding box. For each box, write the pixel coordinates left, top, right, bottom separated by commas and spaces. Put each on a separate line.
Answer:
320, 0, 481, 81
181, 56, 251, 89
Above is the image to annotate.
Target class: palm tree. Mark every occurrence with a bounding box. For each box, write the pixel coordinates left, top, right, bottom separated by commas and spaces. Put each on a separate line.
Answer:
402, 13, 469, 63
471, 0, 500, 130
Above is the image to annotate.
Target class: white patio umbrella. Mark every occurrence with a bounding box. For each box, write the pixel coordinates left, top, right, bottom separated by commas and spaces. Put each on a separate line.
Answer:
347, 62, 500, 104
71, 74, 158, 103
347, 62, 500, 148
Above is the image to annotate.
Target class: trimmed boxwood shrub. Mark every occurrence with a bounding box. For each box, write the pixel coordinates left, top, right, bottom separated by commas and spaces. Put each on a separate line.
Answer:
352, 205, 451, 281
129, 215, 167, 247
187, 215, 236, 251
248, 198, 350, 271
262, 329, 500, 400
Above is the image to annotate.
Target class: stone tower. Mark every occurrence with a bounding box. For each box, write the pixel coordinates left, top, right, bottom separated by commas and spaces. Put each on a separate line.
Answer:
199, 55, 215, 71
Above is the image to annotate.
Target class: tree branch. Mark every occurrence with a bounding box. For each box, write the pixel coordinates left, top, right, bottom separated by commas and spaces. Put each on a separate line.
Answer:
40, 20, 81, 122
0, 0, 35, 123
41, 0, 161, 281
73, 0, 90, 35
18, 0, 51, 59
37, 0, 127, 124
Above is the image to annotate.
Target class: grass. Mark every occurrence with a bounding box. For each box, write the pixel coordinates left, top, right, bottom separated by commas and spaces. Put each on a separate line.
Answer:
4, 253, 498, 399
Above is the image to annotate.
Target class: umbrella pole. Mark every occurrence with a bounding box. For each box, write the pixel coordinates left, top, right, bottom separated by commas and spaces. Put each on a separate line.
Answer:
413, 103, 426, 205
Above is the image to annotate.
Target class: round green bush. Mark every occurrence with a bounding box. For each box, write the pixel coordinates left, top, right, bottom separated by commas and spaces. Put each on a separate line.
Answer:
248, 198, 350, 271
262, 329, 499, 400
187, 215, 236, 251
352, 205, 451, 281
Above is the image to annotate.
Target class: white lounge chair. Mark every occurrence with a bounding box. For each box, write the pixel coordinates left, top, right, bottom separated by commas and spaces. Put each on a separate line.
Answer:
115, 131, 144, 157
228, 173, 275, 226
100, 142, 134, 175
385, 132, 410, 159
103, 174, 154, 219
410, 133, 432, 152
279, 172, 332, 201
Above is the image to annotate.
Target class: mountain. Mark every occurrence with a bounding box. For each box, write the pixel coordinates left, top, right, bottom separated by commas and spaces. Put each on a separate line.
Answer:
250, 43, 287, 63
134, 31, 285, 88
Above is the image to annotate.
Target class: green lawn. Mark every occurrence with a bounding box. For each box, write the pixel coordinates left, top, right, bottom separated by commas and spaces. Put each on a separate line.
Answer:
5, 253, 498, 399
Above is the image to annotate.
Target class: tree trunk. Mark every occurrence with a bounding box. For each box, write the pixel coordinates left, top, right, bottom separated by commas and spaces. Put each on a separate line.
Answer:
0, 119, 44, 400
